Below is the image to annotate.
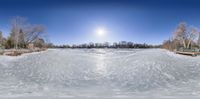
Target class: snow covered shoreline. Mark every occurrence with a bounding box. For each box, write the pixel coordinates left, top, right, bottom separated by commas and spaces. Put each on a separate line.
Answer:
0, 49, 200, 99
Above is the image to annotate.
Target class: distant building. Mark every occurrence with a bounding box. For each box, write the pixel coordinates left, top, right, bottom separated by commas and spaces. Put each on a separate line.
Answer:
119, 41, 127, 48
27, 43, 34, 49
103, 42, 110, 48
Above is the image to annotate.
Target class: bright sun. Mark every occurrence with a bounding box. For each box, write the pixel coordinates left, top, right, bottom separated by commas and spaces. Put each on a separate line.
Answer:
96, 27, 106, 37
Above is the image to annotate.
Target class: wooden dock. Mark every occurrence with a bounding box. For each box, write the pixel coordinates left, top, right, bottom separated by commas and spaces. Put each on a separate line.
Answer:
175, 51, 200, 56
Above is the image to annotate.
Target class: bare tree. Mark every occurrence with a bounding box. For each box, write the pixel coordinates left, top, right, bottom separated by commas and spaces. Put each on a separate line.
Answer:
18, 29, 25, 48
10, 16, 27, 49
23, 24, 45, 45
0, 31, 3, 47
186, 27, 198, 48
0, 31, 7, 49
10, 16, 46, 49
173, 22, 199, 49
173, 22, 187, 48
197, 32, 200, 47
34, 38, 45, 48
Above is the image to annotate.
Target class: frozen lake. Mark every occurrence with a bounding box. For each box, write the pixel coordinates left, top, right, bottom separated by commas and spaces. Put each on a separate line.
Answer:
1, 49, 200, 99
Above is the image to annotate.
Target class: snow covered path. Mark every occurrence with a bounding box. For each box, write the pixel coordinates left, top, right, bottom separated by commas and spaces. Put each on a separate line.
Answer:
0, 49, 200, 99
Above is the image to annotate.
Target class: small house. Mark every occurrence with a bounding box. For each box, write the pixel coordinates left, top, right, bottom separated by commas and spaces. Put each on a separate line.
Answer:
27, 43, 34, 49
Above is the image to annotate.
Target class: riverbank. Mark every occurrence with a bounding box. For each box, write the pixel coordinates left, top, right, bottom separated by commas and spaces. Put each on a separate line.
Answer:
1, 48, 47, 56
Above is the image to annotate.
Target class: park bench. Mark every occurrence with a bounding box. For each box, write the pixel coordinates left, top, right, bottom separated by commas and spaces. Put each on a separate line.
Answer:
175, 51, 198, 56
175, 48, 200, 56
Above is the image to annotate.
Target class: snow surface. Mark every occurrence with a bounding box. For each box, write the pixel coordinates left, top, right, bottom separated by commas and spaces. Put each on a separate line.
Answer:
0, 49, 200, 99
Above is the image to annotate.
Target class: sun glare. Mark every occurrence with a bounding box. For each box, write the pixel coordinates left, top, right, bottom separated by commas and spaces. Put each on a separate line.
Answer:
96, 27, 106, 37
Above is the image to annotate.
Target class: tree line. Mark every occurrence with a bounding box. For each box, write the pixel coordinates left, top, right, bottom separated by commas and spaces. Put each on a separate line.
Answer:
163, 22, 200, 51
51, 41, 161, 48
0, 16, 48, 49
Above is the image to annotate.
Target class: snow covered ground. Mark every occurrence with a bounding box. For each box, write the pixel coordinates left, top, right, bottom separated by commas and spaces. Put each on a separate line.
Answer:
0, 49, 200, 99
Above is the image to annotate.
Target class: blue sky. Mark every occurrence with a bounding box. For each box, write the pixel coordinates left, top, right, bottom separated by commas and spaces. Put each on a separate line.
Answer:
0, 0, 200, 45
